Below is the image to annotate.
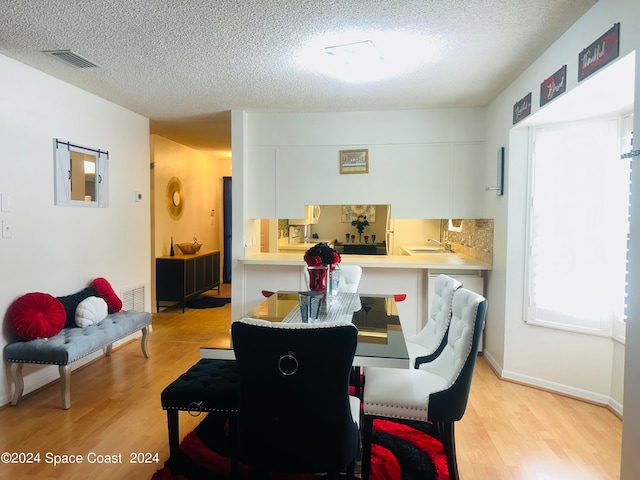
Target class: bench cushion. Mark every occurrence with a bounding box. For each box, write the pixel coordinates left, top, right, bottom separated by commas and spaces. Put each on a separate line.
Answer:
91, 277, 123, 313
8, 292, 66, 340
75, 296, 108, 327
161, 359, 240, 412
57, 287, 98, 328
4, 310, 151, 366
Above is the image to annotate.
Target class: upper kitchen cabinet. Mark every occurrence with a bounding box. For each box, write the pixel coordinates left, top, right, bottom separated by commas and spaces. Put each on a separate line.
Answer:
276, 147, 388, 218
248, 147, 277, 218
289, 205, 321, 225
249, 142, 486, 220
449, 143, 485, 218
378, 144, 452, 218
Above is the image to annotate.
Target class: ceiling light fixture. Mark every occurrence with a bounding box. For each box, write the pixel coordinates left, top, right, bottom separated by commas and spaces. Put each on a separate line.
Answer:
324, 40, 384, 65
294, 30, 442, 84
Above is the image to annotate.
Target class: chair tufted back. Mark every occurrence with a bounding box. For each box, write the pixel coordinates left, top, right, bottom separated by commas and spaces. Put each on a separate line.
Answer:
406, 274, 462, 355
231, 318, 359, 474
419, 287, 487, 421
336, 265, 362, 293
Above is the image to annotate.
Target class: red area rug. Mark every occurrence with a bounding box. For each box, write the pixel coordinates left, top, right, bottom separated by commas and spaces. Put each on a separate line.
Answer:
151, 412, 449, 479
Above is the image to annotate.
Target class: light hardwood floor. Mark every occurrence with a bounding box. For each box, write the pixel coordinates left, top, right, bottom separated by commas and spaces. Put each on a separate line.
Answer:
0, 284, 622, 479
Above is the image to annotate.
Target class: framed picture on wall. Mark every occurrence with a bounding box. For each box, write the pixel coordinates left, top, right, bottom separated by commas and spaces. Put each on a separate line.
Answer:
339, 149, 369, 174
341, 205, 376, 223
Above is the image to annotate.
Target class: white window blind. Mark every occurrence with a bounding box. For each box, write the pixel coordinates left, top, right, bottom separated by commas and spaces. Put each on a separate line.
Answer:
525, 117, 631, 338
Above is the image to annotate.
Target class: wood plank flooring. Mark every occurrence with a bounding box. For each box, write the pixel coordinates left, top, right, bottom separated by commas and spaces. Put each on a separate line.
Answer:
0, 284, 622, 479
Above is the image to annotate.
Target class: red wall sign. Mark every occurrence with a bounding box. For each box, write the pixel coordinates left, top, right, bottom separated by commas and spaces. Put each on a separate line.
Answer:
578, 23, 620, 82
540, 65, 567, 107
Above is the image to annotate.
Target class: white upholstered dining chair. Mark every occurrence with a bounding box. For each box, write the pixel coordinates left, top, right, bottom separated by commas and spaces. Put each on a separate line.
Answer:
405, 274, 462, 368
360, 288, 487, 480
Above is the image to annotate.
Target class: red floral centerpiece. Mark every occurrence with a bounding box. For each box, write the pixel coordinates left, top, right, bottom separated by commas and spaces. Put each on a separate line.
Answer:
304, 242, 341, 292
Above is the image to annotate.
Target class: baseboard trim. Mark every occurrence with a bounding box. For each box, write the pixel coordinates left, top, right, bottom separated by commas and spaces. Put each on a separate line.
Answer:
481, 350, 622, 416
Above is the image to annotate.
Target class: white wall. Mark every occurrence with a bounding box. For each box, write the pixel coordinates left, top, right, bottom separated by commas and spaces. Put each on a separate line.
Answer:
483, 0, 639, 477
0, 54, 151, 406
485, 0, 636, 397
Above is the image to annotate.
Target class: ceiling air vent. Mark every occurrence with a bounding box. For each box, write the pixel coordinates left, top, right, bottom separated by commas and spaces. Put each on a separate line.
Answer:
42, 50, 100, 68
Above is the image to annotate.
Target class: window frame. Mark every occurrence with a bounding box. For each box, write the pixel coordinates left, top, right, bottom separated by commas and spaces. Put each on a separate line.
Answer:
523, 115, 630, 341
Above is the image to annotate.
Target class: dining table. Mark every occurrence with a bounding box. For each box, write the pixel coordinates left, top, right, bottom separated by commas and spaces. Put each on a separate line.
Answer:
199, 291, 410, 369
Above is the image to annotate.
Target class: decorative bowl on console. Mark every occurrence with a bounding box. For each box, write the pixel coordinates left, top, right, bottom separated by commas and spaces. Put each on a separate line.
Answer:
176, 242, 202, 254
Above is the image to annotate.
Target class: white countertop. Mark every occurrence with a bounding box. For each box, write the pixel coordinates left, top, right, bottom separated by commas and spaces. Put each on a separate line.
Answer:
277, 241, 334, 252
239, 252, 491, 270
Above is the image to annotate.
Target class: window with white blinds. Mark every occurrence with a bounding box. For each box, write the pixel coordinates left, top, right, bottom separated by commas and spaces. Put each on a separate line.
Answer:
525, 116, 632, 339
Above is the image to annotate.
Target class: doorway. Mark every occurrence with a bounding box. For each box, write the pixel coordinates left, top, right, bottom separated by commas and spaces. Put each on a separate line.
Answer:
223, 176, 232, 284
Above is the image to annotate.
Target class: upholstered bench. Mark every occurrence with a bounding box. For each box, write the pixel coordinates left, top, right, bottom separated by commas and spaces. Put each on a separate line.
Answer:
4, 310, 151, 410
161, 359, 240, 473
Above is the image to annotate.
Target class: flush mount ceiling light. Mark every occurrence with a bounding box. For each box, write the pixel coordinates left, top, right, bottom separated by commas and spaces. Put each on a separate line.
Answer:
294, 30, 442, 83
324, 40, 383, 65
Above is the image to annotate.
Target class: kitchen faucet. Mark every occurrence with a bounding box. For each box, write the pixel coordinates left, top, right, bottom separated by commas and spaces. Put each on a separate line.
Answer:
428, 238, 452, 251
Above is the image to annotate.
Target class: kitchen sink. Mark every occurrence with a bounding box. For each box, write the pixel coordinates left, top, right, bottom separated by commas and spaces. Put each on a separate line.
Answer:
400, 244, 457, 255
408, 248, 453, 254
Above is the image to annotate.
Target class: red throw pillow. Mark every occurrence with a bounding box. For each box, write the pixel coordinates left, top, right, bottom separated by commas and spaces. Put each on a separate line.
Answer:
91, 277, 123, 313
8, 292, 66, 340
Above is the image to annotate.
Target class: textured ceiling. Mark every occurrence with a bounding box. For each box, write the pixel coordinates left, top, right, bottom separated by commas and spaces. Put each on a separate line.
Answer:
0, 0, 597, 151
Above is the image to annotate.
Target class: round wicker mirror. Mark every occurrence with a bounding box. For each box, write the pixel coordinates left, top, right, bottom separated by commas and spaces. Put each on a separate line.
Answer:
166, 177, 184, 220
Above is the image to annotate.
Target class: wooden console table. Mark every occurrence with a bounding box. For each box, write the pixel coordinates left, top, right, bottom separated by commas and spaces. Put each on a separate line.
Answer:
156, 250, 221, 312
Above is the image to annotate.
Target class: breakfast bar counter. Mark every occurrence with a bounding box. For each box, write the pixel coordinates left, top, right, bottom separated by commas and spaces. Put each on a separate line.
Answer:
239, 252, 491, 271
238, 252, 490, 338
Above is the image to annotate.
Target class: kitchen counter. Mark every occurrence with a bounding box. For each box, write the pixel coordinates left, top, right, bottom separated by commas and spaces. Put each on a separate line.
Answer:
277, 239, 334, 253
239, 251, 491, 271
239, 251, 490, 338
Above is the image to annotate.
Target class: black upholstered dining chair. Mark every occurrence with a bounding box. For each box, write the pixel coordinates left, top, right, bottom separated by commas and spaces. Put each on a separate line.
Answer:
231, 318, 360, 479
361, 288, 487, 480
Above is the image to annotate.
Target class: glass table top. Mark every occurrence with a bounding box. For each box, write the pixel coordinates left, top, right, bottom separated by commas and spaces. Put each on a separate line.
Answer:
200, 292, 409, 368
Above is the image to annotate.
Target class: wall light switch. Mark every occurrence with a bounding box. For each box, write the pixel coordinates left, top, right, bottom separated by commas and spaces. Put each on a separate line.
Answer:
1, 193, 10, 212
2, 221, 12, 238
134, 191, 143, 202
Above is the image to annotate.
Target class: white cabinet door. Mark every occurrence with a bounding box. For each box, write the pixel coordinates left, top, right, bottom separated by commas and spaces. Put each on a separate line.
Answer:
381, 144, 452, 218
449, 143, 485, 218
289, 205, 321, 225
248, 147, 277, 218
277, 148, 332, 218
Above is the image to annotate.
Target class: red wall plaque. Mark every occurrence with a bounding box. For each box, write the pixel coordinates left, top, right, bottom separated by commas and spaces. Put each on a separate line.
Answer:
578, 23, 620, 82
540, 65, 567, 107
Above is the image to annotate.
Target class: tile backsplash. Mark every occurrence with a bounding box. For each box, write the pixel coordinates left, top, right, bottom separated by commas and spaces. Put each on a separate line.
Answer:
443, 219, 494, 264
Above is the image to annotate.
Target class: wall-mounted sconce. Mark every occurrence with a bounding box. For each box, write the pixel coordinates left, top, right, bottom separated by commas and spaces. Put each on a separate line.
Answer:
486, 147, 505, 196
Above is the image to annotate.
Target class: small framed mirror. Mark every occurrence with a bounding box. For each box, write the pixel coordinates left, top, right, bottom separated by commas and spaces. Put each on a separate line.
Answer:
54, 139, 109, 207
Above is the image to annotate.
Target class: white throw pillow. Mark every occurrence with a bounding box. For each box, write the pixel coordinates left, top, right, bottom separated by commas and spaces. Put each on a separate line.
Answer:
75, 296, 109, 328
